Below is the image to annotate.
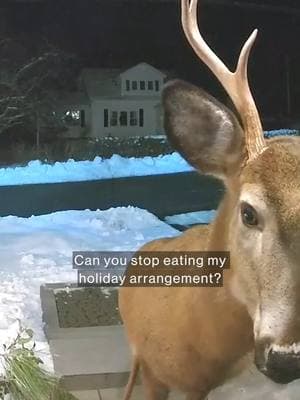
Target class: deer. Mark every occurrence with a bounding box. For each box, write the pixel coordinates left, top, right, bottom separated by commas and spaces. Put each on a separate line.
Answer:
118, 0, 300, 399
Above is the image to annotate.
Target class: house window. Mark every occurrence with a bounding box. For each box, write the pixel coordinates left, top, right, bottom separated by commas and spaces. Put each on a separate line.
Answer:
148, 81, 153, 90
126, 80, 130, 91
120, 111, 128, 126
130, 111, 138, 126
140, 81, 145, 90
110, 111, 118, 126
139, 109, 144, 127
155, 80, 160, 91
104, 109, 109, 127
132, 81, 138, 90
64, 110, 81, 126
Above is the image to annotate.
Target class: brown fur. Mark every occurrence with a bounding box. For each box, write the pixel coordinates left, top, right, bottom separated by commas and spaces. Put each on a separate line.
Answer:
119, 125, 300, 398
119, 229, 253, 398
118, 0, 300, 391
119, 0, 300, 393
119, 75, 300, 400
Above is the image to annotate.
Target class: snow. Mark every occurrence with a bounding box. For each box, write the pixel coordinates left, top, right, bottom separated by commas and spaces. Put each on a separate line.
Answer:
165, 210, 217, 226
0, 153, 193, 186
144, 134, 167, 139
264, 129, 298, 138
1, 206, 300, 397
0, 130, 297, 187
0, 125, 299, 396
0, 207, 178, 375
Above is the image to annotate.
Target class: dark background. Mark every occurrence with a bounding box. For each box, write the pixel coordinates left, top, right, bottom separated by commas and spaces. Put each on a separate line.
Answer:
2, 0, 300, 128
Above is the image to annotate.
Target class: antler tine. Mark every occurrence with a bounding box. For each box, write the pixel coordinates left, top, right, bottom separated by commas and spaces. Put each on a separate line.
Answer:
236, 29, 258, 84
181, 0, 233, 85
181, 0, 266, 161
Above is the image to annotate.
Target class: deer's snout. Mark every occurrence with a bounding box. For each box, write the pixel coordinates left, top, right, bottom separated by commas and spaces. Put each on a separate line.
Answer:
255, 341, 300, 384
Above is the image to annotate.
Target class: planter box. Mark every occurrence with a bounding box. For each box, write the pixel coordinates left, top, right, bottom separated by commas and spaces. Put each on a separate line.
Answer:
40, 283, 131, 391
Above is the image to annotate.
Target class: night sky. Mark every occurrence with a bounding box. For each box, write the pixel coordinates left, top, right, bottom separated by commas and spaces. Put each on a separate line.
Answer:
2, 0, 300, 126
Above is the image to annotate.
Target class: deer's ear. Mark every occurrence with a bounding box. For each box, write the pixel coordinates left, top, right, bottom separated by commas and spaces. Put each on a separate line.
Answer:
163, 80, 246, 179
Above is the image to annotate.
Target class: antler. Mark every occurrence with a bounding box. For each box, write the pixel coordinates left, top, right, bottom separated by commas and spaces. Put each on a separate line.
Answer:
181, 0, 266, 161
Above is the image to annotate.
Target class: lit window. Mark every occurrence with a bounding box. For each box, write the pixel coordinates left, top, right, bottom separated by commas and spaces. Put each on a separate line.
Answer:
132, 81, 137, 90
120, 111, 128, 126
110, 111, 118, 126
126, 80, 130, 91
148, 81, 153, 90
140, 81, 145, 90
130, 111, 138, 126
155, 80, 159, 91
64, 110, 82, 126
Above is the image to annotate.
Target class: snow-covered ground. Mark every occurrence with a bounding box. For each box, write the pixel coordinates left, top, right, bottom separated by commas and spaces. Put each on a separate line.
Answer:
1, 206, 300, 398
0, 125, 299, 397
0, 207, 178, 375
0, 129, 297, 186
165, 210, 217, 226
0, 153, 193, 186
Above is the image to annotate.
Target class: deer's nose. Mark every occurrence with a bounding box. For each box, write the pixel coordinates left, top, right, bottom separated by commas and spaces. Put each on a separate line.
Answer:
259, 348, 300, 384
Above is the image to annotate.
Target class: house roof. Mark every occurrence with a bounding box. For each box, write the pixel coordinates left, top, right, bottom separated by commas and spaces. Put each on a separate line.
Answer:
60, 62, 171, 107
120, 62, 167, 79
80, 62, 170, 100
80, 67, 122, 98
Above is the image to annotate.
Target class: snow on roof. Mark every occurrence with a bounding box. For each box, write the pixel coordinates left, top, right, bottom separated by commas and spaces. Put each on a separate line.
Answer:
120, 62, 167, 78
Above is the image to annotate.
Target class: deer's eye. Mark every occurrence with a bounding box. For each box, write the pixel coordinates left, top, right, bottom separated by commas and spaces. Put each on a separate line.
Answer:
241, 202, 258, 227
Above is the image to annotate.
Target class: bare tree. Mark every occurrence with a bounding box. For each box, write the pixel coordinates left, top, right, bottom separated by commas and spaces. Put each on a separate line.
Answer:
0, 36, 79, 147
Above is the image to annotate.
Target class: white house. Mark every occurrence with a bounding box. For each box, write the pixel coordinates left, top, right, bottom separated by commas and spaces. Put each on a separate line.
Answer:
60, 62, 168, 138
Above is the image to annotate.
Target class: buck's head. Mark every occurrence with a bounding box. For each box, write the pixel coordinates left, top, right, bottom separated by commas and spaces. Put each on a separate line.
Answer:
163, 0, 300, 384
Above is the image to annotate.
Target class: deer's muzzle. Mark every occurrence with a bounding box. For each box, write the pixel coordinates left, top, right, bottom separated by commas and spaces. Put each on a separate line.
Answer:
255, 339, 300, 384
